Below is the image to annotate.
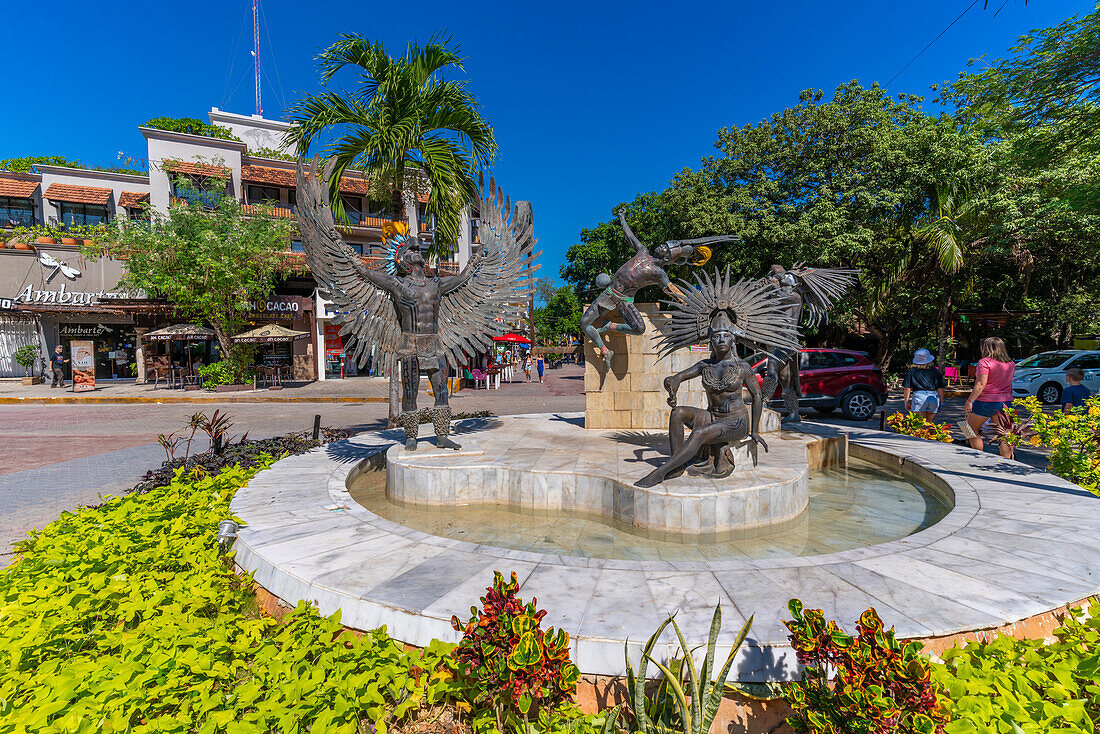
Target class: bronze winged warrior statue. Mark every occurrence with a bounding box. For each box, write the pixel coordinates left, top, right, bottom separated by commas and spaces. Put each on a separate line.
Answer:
635, 268, 800, 488
759, 264, 859, 423
296, 158, 539, 450
580, 208, 737, 374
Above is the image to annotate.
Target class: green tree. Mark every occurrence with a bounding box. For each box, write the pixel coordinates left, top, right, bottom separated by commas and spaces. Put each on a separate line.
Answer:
88, 177, 294, 378
534, 286, 583, 346
288, 33, 496, 258
143, 117, 239, 141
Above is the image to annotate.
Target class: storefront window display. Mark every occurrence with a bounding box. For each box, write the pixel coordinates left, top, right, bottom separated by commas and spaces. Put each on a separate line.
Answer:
58, 323, 137, 380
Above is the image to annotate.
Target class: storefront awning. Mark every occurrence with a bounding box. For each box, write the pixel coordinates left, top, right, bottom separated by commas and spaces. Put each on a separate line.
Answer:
0, 177, 39, 198
231, 324, 310, 343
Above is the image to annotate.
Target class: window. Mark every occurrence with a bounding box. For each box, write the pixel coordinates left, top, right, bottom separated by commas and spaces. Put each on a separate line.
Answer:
470, 218, 480, 243
801, 352, 838, 370
365, 198, 390, 219
835, 353, 861, 366
0, 196, 36, 227
290, 240, 304, 252
171, 176, 223, 209
345, 242, 364, 255
287, 189, 296, 208
247, 185, 281, 205
340, 196, 362, 224
61, 202, 109, 226
126, 207, 149, 223
1069, 354, 1100, 370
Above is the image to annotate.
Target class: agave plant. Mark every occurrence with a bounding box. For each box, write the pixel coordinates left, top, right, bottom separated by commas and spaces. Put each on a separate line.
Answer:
625, 604, 753, 734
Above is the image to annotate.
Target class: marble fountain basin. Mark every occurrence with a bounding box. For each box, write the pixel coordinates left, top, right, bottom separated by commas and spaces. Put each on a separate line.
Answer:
384, 414, 844, 535
230, 412, 1100, 680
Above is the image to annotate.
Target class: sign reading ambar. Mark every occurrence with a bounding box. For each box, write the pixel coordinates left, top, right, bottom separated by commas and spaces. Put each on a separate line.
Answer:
11, 283, 132, 306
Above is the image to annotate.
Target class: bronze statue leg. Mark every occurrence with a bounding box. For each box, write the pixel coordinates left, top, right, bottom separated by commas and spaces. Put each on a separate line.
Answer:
670, 406, 713, 471
779, 355, 801, 423
426, 357, 461, 450
399, 356, 421, 451
635, 421, 732, 489
603, 301, 645, 337
581, 303, 611, 352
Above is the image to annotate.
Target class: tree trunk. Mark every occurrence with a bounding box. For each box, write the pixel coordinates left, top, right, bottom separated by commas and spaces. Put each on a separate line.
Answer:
868, 324, 895, 373
936, 284, 954, 369
211, 321, 234, 365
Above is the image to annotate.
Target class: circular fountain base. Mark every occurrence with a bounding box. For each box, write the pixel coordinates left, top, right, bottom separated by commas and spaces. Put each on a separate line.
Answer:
231, 412, 1100, 682
385, 415, 841, 534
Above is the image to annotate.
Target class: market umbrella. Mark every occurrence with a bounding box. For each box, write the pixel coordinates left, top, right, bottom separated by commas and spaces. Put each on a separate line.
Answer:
497, 332, 534, 345
142, 323, 216, 372
230, 325, 310, 381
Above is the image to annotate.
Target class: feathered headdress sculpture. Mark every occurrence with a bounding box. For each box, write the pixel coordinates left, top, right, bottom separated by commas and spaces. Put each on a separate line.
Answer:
781, 264, 859, 328
378, 234, 418, 275
655, 266, 801, 360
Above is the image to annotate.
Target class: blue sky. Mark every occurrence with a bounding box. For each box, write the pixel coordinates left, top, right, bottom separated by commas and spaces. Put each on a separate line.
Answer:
1, 1, 1089, 283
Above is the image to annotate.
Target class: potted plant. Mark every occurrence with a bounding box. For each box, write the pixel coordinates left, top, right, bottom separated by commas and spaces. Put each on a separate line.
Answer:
60, 224, 82, 246
13, 344, 42, 386
9, 226, 33, 251
35, 225, 57, 245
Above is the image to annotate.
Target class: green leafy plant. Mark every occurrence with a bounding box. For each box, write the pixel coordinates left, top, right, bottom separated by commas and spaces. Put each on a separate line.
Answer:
625, 603, 752, 734
1015, 395, 1100, 495
784, 599, 948, 734
0, 455, 460, 732
144, 116, 241, 141
450, 571, 580, 728
933, 599, 1100, 733
12, 344, 40, 374
886, 412, 954, 443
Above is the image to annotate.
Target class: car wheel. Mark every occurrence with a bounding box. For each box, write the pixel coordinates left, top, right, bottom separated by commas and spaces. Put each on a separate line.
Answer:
1038, 382, 1062, 405
841, 390, 876, 421
813, 406, 836, 415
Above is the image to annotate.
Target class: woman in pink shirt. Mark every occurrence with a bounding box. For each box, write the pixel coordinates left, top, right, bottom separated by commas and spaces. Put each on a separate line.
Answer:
964, 336, 1016, 458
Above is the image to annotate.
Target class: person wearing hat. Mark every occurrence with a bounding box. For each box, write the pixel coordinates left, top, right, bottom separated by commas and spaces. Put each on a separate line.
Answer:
903, 348, 946, 421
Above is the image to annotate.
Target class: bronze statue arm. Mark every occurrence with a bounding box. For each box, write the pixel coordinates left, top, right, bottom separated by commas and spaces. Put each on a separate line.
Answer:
663, 360, 705, 407
439, 249, 482, 295
655, 266, 687, 303
743, 365, 763, 439
355, 259, 397, 294
618, 208, 647, 255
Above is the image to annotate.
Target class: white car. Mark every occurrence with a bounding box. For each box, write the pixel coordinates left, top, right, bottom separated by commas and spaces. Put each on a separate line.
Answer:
1011, 350, 1100, 404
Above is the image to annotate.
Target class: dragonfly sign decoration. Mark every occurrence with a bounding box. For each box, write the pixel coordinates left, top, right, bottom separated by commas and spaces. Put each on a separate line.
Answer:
38, 253, 81, 282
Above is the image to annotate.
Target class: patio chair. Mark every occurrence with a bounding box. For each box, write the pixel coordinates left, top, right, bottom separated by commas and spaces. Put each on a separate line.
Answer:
470, 368, 489, 389
944, 366, 959, 386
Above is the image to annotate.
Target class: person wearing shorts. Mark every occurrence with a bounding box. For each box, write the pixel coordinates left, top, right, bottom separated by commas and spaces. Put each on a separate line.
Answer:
964, 336, 1016, 459
903, 348, 945, 421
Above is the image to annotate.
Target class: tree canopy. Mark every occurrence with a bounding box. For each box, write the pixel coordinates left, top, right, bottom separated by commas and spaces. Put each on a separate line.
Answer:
561, 10, 1100, 371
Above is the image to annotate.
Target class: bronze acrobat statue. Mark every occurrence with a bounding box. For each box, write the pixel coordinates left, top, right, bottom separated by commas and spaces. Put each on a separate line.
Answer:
635, 269, 800, 488
580, 209, 735, 373
296, 158, 538, 450
759, 264, 858, 423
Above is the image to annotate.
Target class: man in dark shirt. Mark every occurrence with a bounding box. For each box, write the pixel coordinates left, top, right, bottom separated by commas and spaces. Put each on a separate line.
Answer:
50, 345, 69, 388
903, 348, 946, 420
1062, 368, 1091, 412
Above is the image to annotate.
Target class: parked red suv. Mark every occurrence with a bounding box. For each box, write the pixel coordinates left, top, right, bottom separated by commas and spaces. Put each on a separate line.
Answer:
746, 349, 887, 421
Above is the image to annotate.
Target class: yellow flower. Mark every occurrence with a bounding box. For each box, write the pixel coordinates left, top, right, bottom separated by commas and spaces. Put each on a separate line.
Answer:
1052, 438, 1061, 446
1030, 436, 1042, 446
1090, 406, 1100, 417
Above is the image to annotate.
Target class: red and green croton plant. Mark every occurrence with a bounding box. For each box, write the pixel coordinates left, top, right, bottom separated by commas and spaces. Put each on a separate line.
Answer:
450, 571, 580, 719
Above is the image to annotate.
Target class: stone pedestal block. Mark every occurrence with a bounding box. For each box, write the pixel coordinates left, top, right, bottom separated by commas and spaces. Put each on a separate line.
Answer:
584, 303, 778, 432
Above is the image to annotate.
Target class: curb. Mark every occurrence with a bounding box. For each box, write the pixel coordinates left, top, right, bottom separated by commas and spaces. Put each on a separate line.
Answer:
0, 396, 390, 405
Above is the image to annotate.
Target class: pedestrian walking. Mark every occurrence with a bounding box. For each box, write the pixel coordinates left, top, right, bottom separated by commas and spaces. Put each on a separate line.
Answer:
963, 336, 1016, 459
49, 345, 68, 388
536, 354, 545, 383
903, 348, 945, 421
523, 355, 532, 382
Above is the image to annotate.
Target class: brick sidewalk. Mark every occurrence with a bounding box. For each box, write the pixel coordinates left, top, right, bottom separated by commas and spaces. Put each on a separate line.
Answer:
0, 364, 586, 564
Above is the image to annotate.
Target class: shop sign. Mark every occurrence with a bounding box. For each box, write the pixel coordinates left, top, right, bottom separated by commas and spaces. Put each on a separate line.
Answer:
59, 323, 113, 339
323, 323, 344, 355
70, 340, 95, 392
243, 295, 310, 319
11, 283, 133, 307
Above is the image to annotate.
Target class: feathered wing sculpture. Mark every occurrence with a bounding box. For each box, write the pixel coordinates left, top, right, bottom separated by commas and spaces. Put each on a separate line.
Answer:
655, 266, 800, 360
788, 264, 859, 328
296, 158, 540, 369
437, 177, 541, 368
296, 157, 402, 367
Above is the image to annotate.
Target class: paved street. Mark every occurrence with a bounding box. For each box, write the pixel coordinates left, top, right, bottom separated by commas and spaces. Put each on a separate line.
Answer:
0, 362, 1050, 565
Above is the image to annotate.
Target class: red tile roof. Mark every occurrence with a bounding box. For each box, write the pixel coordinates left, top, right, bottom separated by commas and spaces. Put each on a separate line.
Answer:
241, 165, 295, 187
118, 191, 149, 209
0, 177, 40, 198
417, 191, 430, 203
242, 203, 295, 219
339, 175, 371, 195
44, 183, 112, 206
162, 160, 230, 178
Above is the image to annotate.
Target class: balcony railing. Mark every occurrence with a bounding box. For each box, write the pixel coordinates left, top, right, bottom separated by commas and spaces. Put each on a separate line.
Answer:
171, 189, 222, 209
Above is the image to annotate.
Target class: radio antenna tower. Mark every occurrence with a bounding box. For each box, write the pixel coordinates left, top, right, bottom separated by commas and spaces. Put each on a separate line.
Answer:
252, 0, 262, 116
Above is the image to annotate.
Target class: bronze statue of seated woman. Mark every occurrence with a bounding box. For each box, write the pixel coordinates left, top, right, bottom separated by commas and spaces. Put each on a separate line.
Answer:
634, 268, 800, 489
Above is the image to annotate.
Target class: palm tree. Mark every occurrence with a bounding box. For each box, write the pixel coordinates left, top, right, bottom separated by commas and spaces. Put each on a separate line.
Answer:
287, 33, 496, 258
916, 185, 989, 367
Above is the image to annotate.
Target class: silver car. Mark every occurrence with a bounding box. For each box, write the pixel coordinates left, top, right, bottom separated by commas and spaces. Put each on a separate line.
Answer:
1011, 350, 1100, 404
